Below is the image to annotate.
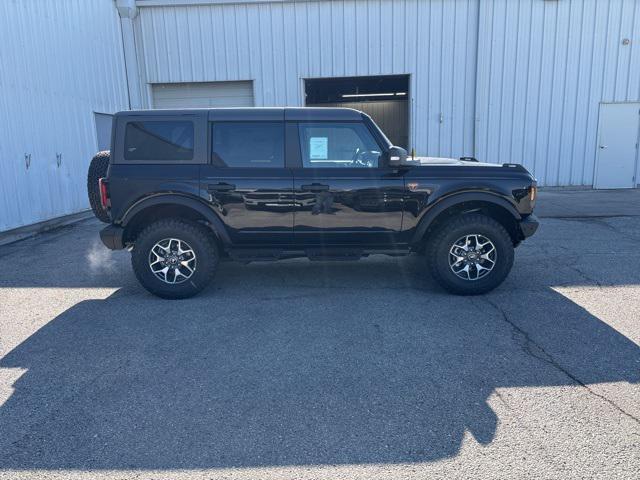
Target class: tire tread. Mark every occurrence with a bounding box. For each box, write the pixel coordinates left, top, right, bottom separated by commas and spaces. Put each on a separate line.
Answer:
131, 218, 219, 299
426, 214, 514, 295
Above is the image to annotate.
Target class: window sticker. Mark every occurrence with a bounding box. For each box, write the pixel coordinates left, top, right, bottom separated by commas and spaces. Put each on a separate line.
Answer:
309, 137, 328, 160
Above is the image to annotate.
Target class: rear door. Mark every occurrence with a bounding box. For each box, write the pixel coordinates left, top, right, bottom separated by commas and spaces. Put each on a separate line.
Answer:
291, 121, 405, 246
200, 111, 294, 245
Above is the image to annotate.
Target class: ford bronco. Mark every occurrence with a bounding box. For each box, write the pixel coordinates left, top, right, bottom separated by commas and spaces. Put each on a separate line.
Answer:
88, 108, 538, 299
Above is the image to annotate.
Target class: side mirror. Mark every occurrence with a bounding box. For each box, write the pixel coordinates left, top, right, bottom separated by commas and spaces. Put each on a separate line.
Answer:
386, 146, 409, 167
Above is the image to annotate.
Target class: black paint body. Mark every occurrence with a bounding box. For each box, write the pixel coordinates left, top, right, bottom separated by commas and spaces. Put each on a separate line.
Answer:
101, 108, 538, 256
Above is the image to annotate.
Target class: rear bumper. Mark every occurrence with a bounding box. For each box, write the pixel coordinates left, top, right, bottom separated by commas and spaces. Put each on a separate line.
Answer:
519, 213, 540, 239
100, 224, 125, 250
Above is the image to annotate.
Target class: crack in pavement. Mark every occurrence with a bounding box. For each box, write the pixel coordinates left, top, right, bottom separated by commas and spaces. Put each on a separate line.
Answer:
564, 264, 605, 288
567, 217, 640, 243
539, 214, 640, 219
538, 215, 640, 245
482, 297, 640, 426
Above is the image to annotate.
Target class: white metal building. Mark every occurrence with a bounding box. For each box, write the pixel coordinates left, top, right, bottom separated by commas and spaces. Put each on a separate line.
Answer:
0, 0, 129, 233
1, 0, 639, 234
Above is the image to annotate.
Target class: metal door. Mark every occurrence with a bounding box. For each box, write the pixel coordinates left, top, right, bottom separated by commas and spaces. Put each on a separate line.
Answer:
594, 103, 640, 189
292, 121, 404, 246
292, 168, 405, 246
93, 112, 113, 151
201, 120, 294, 245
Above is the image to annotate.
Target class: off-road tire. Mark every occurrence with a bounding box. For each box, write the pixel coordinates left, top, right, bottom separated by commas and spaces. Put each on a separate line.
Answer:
131, 219, 219, 299
87, 151, 111, 223
427, 214, 514, 295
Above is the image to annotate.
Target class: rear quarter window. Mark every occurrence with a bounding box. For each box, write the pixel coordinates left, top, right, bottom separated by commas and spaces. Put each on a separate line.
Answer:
211, 122, 284, 168
124, 121, 194, 161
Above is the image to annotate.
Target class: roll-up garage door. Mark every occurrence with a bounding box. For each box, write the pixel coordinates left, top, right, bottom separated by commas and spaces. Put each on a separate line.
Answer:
152, 81, 254, 108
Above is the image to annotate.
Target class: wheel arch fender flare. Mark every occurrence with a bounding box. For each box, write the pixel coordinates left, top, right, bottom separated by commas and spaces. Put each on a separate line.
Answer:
411, 192, 522, 244
120, 194, 231, 245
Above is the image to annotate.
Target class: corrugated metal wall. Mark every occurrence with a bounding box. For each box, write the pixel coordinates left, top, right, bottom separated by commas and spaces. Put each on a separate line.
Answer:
135, 0, 479, 159
134, 0, 640, 187
1, 0, 636, 233
476, 0, 640, 186
0, 0, 129, 232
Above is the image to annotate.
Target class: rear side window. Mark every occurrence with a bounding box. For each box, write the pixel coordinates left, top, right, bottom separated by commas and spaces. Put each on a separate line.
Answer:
124, 121, 194, 161
211, 122, 284, 168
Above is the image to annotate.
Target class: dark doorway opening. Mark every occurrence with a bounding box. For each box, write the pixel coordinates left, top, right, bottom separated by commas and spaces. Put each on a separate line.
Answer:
304, 75, 410, 149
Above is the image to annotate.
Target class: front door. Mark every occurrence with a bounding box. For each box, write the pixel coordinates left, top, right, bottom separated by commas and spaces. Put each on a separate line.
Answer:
200, 121, 294, 245
292, 121, 405, 246
594, 103, 639, 189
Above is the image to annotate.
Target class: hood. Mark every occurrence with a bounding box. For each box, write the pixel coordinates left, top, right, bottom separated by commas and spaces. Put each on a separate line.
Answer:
409, 156, 502, 168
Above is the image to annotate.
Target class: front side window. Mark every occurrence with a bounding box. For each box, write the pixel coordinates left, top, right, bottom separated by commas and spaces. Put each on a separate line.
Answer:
298, 122, 382, 168
211, 122, 284, 168
124, 121, 194, 161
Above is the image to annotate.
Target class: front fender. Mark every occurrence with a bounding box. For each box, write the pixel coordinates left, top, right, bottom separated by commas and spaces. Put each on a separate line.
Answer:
410, 191, 521, 244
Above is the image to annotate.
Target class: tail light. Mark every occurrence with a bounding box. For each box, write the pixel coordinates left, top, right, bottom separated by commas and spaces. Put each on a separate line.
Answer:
99, 178, 110, 209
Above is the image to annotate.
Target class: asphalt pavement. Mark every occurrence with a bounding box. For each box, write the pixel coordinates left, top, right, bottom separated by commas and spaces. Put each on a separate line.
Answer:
0, 189, 639, 479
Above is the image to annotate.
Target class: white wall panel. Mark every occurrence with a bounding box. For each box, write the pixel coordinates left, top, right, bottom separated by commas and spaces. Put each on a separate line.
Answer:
476, 0, 640, 186
0, 0, 129, 232
135, 0, 478, 159
3, 0, 629, 233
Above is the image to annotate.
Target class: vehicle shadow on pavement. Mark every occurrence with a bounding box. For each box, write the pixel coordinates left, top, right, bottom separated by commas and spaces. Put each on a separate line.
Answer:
0, 256, 639, 470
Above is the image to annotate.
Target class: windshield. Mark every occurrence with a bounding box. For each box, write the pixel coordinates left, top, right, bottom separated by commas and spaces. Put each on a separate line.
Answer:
362, 114, 392, 148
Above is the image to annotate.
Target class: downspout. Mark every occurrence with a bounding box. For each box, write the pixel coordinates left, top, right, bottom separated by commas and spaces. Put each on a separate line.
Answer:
115, 0, 142, 109
472, 0, 482, 159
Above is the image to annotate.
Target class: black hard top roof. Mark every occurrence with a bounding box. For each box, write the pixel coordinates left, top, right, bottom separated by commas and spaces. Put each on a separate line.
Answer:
116, 107, 365, 121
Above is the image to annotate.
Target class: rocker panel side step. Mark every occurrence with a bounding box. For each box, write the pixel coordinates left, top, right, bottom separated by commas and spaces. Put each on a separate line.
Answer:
226, 247, 411, 263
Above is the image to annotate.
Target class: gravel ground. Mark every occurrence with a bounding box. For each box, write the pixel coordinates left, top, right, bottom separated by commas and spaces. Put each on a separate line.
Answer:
0, 194, 639, 479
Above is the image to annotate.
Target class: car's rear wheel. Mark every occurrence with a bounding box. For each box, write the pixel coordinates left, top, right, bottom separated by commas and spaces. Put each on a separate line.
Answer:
131, 219, 219, 299
427, 214, 514, 295
87, 151, 111, 223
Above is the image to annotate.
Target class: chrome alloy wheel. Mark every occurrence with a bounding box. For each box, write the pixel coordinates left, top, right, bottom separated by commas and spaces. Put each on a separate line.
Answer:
448, 234, 497, 281
149, 238, 197, 284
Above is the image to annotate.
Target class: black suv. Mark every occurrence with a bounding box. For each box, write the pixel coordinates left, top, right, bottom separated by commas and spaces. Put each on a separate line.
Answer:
89, 108, 538, 299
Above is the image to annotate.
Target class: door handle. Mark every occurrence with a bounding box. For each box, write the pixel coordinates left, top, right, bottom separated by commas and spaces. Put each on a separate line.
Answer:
301, 183, 330, 192
207, 183, 236, 192
599, 145, 608, 149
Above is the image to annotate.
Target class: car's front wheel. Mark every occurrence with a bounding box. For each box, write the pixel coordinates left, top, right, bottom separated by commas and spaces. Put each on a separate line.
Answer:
427, 214, 514, 295
131, 219, 219, 299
